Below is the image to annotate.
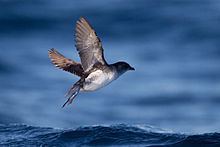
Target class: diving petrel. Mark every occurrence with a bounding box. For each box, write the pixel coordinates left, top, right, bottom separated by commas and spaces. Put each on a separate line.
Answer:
48, 17, 135, 107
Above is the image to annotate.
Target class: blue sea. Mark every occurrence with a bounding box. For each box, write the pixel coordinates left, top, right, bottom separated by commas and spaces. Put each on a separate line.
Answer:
1, 0, 220, 146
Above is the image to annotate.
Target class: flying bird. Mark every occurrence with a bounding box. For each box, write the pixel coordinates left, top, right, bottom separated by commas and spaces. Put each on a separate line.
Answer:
48, 17, 135, 107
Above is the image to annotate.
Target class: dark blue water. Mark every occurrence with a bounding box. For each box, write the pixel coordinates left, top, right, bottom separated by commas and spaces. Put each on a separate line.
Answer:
1, 0, 220, 146
1, 124, 220, 147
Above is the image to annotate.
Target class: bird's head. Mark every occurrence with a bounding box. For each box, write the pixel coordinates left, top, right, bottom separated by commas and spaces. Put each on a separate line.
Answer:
113, 61, 135, 75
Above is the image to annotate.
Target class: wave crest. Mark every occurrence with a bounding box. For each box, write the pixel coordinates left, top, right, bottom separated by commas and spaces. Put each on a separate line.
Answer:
0, 124, 219, 146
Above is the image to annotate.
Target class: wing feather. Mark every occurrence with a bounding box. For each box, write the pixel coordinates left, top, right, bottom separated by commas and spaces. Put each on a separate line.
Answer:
48, 48, 84, 77
75, 17, 107, 72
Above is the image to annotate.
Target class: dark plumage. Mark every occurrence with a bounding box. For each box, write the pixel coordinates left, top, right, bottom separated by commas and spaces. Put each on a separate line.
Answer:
48, 48, 84, 77
48, 17, 134, 107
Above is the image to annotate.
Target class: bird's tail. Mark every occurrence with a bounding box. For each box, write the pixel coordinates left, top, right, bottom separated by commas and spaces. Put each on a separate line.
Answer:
62, 80, 82, 108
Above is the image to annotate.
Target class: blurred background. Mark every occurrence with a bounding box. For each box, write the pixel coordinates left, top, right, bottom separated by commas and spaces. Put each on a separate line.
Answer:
0, 0, 220, 134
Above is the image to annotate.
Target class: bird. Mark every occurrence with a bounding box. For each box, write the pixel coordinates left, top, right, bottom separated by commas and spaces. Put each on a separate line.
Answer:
48, 17, 135, 107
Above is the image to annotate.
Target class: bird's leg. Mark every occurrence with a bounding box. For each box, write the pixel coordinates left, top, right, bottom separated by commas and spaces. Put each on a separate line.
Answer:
62, 84, 80, 108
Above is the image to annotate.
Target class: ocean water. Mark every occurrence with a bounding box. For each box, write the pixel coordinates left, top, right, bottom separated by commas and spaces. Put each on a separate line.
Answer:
1, 124, 220, 147
1, 0, 220, 146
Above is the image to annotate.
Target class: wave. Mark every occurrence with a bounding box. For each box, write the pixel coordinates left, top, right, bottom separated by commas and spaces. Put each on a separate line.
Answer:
0, 124, 219, 146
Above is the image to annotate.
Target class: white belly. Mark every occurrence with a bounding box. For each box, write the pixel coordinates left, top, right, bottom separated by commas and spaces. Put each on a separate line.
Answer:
82, 70, 116, 91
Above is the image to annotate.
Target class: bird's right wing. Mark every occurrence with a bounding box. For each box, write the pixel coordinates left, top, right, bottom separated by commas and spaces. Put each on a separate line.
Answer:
48, 48, 84, 77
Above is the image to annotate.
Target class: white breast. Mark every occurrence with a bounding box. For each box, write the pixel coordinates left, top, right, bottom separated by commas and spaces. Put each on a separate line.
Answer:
82, 69, 117, 91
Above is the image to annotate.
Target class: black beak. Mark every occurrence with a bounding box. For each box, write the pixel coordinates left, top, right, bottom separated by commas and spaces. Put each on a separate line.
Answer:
130, 67, 135, 71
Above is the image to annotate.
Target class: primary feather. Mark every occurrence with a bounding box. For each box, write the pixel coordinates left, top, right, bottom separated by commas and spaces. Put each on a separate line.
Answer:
75, 17, 107, 72
48, 48, 84, 77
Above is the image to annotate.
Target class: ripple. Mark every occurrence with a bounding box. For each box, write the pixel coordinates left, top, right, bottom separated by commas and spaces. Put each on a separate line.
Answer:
1, 124, 219, 146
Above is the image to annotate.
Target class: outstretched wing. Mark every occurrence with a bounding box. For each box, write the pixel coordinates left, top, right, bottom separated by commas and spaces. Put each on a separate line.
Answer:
75, 17, 107, 72
48, 48, 84, 77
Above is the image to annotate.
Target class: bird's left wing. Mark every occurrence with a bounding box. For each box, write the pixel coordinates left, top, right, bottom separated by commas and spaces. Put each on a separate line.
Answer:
75, 17, 107, 72
48, 48, 84, 77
